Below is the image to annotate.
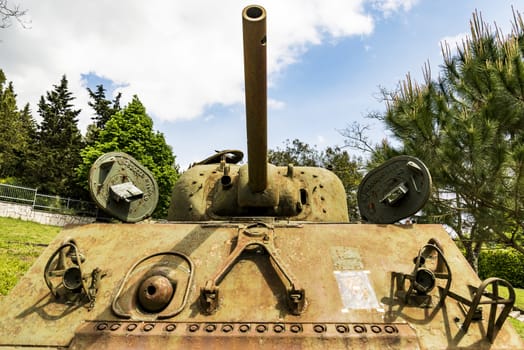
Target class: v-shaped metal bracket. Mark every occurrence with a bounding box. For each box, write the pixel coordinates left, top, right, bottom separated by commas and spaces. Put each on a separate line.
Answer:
200, 222, 306, 315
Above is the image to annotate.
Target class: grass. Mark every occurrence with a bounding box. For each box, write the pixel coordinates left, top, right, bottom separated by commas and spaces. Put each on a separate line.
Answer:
510, 318, 524, 339
490, 285, 524, 338
0, 217, 60, 295
0, 216, 523, 340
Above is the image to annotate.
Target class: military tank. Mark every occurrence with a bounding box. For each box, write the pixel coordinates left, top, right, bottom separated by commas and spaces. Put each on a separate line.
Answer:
0, 5, 522, 349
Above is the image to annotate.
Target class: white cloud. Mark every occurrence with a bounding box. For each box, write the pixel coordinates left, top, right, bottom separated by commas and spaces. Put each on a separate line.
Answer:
371, 0, 419, 16
268, 98, 285, 110
0, 0, 412, 132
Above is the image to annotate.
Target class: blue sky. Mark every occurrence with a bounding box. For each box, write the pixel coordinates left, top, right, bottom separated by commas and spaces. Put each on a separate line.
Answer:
1, 1, 523, 168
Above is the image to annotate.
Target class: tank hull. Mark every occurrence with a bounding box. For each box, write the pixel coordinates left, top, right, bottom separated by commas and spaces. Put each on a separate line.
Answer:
0, 222, 522, 349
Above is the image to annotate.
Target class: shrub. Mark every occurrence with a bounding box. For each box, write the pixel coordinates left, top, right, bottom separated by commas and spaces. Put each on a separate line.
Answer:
478, 249, 524, 288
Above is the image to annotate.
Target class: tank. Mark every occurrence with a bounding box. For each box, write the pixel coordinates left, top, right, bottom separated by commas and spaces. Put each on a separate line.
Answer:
0, 5, 522, 349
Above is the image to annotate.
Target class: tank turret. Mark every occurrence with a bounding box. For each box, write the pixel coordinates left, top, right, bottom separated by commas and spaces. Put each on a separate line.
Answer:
167, 6, 349, 222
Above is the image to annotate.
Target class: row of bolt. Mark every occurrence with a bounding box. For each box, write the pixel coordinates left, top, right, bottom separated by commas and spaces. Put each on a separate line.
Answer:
95, 322, 399, 335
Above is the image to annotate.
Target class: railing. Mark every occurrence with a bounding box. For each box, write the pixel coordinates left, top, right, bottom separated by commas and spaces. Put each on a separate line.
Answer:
0, 183, 98, 217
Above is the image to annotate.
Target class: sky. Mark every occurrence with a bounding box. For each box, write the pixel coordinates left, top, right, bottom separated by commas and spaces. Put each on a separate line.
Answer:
1, 0, 523, 169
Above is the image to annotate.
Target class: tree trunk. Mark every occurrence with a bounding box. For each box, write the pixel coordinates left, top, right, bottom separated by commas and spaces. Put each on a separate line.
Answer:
465, 247, 479, 273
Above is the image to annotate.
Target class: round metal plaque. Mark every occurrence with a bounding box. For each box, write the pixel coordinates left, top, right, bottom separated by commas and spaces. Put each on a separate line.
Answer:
357, 156, 432, 224
88, 152, 159, 222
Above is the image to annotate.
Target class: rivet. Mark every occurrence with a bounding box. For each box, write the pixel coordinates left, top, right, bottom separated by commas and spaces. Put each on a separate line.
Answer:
221, 324, 233, 333
273, 324, 285, 333
205, 324, 216, 333
384, 325, 397, 334
188, 324, 200, 332
256, 324, 267, 333
110, 323, 121, 331
239, 324, 250, 333
371, 325, 382, 333
96, 323, 108, 331
143, 323, 155, 332
354, 325, 366, 333
165, 324, 176, 332
290, 324, 302, 333
127, 323, 137, 332
336, 324, 349, 333
313, 324, 326, 333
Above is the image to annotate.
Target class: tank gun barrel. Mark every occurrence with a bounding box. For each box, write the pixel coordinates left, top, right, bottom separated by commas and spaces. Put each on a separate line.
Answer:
242, 5, 267, 192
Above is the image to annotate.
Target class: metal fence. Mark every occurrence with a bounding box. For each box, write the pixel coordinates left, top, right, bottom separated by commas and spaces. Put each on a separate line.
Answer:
0, 183, 98, 217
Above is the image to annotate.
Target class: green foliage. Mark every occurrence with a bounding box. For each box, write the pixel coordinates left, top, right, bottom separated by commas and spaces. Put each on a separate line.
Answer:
345, 9, 524, 270
269, 139, 322, 166
77, 96, 178, 219
85, 84, 121, 145
269, 139, 362, 221
0, 69, 37, 181
0, 217, 60, 296
27, 75, 86, 199
478, 249, 524, 288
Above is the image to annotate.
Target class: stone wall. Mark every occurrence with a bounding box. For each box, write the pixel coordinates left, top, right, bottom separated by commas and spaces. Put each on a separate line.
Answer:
0, 201, 96, 226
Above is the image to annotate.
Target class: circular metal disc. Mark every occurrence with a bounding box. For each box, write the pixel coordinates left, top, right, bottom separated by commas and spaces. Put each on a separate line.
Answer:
357, 156, 432, 224
88, 152, 159, 222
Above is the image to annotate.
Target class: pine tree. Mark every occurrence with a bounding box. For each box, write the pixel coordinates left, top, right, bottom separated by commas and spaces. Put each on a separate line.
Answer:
0, 70, 37, 182
85, 84, 121, 145
33, 75, 85, 197
346, 9, 524, 270
77, 96, 178, 218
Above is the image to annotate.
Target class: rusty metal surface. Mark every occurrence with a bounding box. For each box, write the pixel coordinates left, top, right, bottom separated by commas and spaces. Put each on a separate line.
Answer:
168, 164, 349, 222
243, 5, 268, 192
69, 321, 420, 349
0, 223, 522, 349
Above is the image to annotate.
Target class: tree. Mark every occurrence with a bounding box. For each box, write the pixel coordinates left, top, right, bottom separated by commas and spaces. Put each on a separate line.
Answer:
30, 75, 85, 197
343, 9, 524, 271
0, 69, 36, 182
268, 139, 362, 221
77, 96, 178, 219
268, 139, 321, 166
85, 84, 121, 145
0, 0, 28, 28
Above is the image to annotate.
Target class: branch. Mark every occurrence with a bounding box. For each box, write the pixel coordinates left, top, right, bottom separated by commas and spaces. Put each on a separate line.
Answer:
339, 122, 375, 153
0, 0, 29, 29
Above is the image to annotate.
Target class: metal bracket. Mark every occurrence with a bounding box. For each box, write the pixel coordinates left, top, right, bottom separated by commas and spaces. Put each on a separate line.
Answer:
43, 240, 104, 311
200, 222, 306, 315
394, 241, 451, 308
446, 277, 515, 343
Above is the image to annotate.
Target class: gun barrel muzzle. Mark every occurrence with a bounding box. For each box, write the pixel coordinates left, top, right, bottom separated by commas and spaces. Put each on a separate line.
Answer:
242, 5, 267, 192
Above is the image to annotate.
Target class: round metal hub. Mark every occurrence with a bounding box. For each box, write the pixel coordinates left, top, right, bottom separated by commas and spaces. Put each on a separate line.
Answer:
137, 275, 174, 312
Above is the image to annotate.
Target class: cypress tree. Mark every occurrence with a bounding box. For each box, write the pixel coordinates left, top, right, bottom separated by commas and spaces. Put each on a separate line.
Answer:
85, 84, 121, 145
0, 70, 37, 182
33, 75, 85, 197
